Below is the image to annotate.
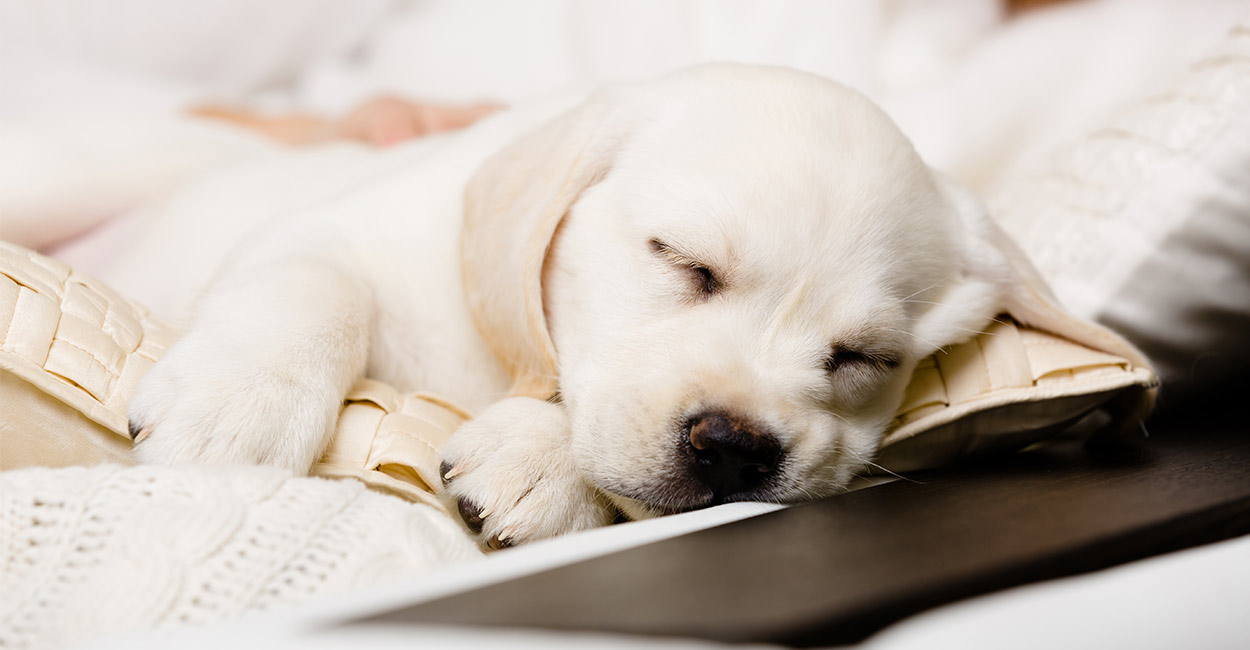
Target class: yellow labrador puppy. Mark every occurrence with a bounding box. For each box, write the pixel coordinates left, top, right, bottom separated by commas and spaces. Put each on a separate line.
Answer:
130, 64, 1131, 548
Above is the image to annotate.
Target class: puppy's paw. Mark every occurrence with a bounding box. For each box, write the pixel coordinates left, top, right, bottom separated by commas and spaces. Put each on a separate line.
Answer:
128, 330, 340, 472
439, 397, 615, 549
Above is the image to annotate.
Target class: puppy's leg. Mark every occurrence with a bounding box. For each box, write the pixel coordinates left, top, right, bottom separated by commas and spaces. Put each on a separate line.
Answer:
129, 249, 372, 472
440, 397, 615, 548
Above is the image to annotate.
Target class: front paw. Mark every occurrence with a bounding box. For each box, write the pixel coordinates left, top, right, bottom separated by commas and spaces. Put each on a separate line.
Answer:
439, 397, 615, 549
127, 330, 341, 472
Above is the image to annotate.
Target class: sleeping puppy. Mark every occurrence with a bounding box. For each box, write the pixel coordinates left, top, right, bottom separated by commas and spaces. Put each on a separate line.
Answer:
129, 64, 1104, 548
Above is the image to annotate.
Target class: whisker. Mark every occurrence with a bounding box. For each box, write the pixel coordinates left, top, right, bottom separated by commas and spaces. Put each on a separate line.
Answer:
859, 458, 924, 484
900, 274, 955, 302
947, 325, 994, 337
900, 292, 1009, 331
838, 442, 924, 484
880, 326, 944, 353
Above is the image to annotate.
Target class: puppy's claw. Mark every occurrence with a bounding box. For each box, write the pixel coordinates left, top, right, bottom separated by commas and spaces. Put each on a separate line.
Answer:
440, 397, 616, 548
457, 496, 487, 534
486, 534, 513, 551
440, 460, 463, 485
129, 421, 152, 444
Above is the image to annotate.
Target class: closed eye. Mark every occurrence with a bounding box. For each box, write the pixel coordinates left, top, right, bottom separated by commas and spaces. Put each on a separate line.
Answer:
649, 238, 722, 300
824, 346, 899, 376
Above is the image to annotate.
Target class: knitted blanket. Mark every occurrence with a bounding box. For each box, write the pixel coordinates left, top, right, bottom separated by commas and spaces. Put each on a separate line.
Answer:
0, 463, 480, 649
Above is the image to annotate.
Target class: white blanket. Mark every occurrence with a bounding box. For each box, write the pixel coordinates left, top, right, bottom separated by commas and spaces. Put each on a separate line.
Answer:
0, 463, 478, 649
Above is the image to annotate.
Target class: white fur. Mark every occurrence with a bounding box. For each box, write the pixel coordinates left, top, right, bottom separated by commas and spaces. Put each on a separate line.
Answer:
130, 65, 1029, 546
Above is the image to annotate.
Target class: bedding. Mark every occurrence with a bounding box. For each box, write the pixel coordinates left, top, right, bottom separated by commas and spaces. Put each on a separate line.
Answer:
0, 240, 1152, 647
0, 463, 478, 650
1, 1, 1246, 648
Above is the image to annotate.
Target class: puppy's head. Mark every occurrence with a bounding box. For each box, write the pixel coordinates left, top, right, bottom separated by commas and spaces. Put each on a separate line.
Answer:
464, 64, 1142, 518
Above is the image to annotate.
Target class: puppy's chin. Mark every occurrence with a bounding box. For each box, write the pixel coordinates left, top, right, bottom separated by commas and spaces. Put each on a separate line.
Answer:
590, 472, 716, 520
604, 493, 689, 521
568, 397, 885, 521
584, 429, 878, 521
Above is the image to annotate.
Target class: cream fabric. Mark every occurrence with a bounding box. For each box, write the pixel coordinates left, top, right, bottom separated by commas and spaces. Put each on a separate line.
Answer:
0, 241, 175, 434
881, 318, 1154, 471
314, 380, 469, 509
0, 240, 1154, 485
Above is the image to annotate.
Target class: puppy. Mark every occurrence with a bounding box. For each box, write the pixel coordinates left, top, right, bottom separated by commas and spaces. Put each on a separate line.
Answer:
129, 64, 1132, 548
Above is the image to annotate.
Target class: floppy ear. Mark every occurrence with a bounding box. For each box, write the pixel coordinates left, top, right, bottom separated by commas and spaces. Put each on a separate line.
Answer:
461, 95, 627, 399
926, 173, 1157, 423
933, 174, 1150, 368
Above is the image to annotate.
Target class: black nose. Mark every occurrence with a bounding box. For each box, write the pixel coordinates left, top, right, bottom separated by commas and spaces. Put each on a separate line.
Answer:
686, 411, 781, 502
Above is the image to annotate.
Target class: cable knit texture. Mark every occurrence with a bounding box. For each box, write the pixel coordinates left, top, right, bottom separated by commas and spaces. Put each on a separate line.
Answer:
0, 463, 480, 649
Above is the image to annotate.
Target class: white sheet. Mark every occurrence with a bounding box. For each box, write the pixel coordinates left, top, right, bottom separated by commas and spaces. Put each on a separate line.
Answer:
80, 492, 785, 649
91, 520, 1250, 649
863, 533, 1250, 649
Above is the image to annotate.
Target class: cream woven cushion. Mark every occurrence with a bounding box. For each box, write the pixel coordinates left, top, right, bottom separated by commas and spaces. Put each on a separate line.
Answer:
0, 240, 1155, 502
0, 242, 463, 510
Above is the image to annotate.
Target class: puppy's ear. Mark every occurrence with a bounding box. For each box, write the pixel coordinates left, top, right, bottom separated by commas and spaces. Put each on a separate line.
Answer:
932, 173, 1150, 369
462, 95, 627, 399
917, 173, 1156, 424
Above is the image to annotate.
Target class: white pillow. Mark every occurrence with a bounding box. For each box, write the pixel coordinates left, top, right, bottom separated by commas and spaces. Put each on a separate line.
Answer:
992, 22, 1250, 393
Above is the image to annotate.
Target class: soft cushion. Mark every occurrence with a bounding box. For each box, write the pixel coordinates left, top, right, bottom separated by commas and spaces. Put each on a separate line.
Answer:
0, 241, 464, 510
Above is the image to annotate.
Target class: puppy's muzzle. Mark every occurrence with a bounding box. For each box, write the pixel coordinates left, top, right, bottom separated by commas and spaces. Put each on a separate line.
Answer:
686, 411, 781, 503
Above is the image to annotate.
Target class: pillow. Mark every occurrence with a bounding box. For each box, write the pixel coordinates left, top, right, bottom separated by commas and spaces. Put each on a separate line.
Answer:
0, 240, 1154, 491
991, 22, 1250, 400
0, 241, 461, 510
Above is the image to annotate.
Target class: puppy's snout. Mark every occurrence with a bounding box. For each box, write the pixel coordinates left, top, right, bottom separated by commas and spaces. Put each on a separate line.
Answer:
686, 411, 781, 502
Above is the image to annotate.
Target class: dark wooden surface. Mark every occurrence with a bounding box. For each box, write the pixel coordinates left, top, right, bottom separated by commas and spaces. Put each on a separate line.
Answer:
351, 416, 1250, 646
